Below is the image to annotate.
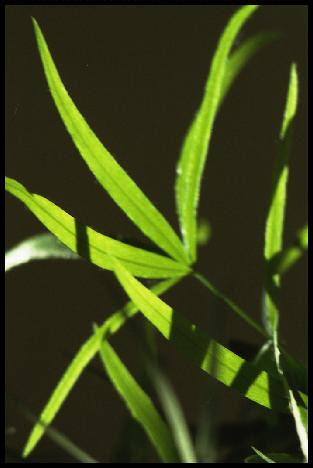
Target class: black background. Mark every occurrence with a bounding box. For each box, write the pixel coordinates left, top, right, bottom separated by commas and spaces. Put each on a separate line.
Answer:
5, 5, 307, 463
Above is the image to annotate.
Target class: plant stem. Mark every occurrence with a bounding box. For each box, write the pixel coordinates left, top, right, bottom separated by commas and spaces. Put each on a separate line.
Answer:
193, 271, 267, 338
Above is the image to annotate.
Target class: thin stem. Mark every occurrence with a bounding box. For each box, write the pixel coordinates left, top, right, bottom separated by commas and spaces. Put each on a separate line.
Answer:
193, 271, 267, 338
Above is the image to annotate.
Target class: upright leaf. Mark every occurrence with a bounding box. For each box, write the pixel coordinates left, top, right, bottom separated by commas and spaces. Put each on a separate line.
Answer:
98, 338, 178, 463
31, 18, 188, 265
148, 366, 197, 463
263, 63, 298, 335
175, 5, 259, 262
6, 177, 190, 279
111, 258, 291, 412
22, 277, 180, 458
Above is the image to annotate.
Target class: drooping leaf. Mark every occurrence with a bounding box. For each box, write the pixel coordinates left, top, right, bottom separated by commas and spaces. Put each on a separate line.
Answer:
22, 277, 180, 458
263, 63, 298, 335
175, 5, 260, 262
98, 337, 178, 463
31, 18, 188, 265
5, 233, 79, 272
111, 258, 292, 412
5, 177, 190, 279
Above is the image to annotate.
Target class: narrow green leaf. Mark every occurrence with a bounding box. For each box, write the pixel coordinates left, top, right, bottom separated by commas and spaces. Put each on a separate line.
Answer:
175, 5, 259, 262
31, 18, 188, 265
297, 224, 308, 249
5, 233, 79, 272
10, 394, 98, 463
98, 338, 178, 463
220, 31, 279, 107
245, 451, 302, 463
268, 224, 308, 276
22, 277, 180, 458
251, 447, 276, 463
149, 366, 197, 463
5, 177, 190, 279
263, 63, 298, 335
288, 389, 308, 462
112, 259, 291, 412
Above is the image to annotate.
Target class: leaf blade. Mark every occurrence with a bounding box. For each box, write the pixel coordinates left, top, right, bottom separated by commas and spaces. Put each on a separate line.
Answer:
263, 63, 298, 334
98, 339, 178, 463
175, 5, 260, 262
32, 17, 188, 265
6, 177, 190, 279
5, 233, 79, 272
112, 259, 291, 412
22, 277, 180, 458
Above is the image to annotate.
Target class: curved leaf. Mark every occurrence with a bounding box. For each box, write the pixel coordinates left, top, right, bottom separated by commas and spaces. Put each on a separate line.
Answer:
32, 18, 188, 265
22, 277, 181, 458
5, 233, 79, 272
175, 5, 259, 262
6, 177, 190, 279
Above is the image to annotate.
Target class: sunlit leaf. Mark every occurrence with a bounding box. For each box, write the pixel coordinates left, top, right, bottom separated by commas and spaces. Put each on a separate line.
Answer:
5, 233, 79, 272
175, 5, 260, 262
22, 277, 180, 458
112, 258, 292, 412
32, 18, 188, 265
5, 177, 190, 279
263, 63, 298, 335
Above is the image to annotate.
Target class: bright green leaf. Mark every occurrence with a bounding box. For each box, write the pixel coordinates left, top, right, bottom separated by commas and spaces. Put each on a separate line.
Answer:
98, 338, 178, 463
263, 63, 298, 335
5, 177, 190, 279
112, 258, 291, 412
5, 233, 79, 272
175, 5, 259, 262
31, 18, 188, 265
22, 277, 180, 458
220, 31, 279, 107
268, 223, 308, 276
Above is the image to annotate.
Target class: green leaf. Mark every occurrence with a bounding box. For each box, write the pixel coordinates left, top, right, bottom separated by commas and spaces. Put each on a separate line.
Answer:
5, 177, 190, 279
251, 447, 276, 463
9, 394, 98, 463
297, 224, 308, 249
220, 31, 279, 108
175, 5, 259, 262
5, 233, 79, 272
263, 63, 298, 335
97, 337, 178, 463
245, 448, 302, 463
268, 223, 308, 276
288, 389, 308, 462
31, 18, 188, 265
148, 366, 197, 463
22, 277, 180, 458
112, 258, 291, 412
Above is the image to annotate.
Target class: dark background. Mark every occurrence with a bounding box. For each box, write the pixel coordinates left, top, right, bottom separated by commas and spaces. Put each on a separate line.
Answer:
5, 5, 307, 463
